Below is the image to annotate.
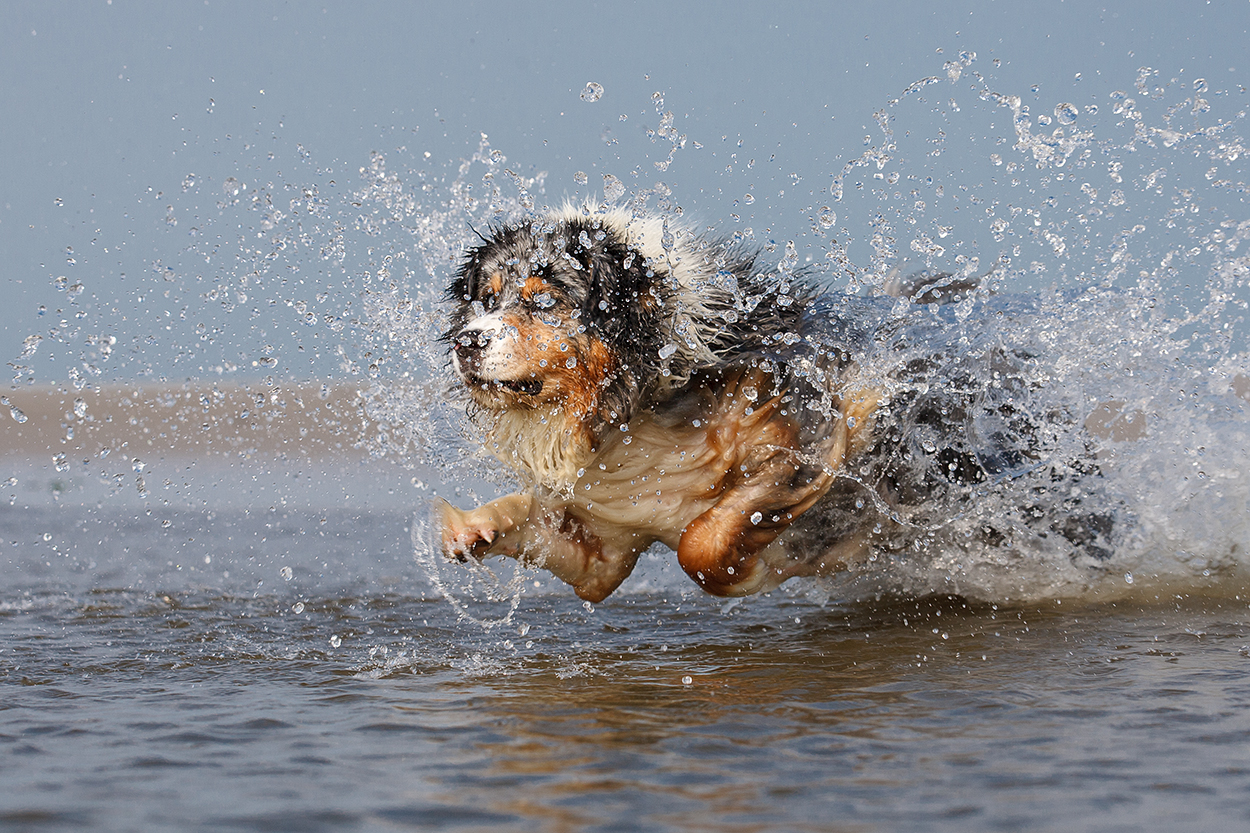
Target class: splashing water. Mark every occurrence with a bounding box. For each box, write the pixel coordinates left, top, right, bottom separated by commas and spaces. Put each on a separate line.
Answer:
13, 61, 1249, 611
356, 63, 1250, 605
410, 512, 524, 631
580, 81, 605, 103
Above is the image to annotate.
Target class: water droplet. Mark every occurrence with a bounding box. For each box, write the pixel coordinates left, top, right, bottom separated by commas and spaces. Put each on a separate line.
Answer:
292, 601, 305, 614
1054, 102, 1079, 126
750, 511, 763, 525
658, 343, 678, 360
329, 635, 342, 648
9, 406, 27, 424
19, 334, 42, 359
222, 177, 241, 197
818, 206, 837, 228
52, 452, 69, 473
580, 81, 604, 103
181, 173, 197, 192
42, 532, 52, 542
681, 675, 693, 686
565, 357, 577, 369
573, 171, 588, 185
72, 399, 87, 418
1192, 77, 1208, 93
1124, 572, 1134, 585
280, 566, 293, 581
603, 174, 626, 202
132, 458, 146, 473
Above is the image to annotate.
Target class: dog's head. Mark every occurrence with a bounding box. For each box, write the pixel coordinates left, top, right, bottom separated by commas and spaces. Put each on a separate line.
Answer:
444, 211, 673, 475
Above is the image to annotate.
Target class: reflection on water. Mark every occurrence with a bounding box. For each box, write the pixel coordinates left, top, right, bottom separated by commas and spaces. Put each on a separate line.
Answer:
457, 601, 1250, 831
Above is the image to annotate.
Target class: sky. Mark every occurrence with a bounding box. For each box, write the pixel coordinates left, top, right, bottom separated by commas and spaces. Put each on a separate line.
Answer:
1, 0, 1246, 383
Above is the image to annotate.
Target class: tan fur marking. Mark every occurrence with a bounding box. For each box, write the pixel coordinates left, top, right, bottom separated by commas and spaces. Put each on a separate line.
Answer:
520, 275, 549, 301
673, 374, 881, 596
549, 337, 615, 417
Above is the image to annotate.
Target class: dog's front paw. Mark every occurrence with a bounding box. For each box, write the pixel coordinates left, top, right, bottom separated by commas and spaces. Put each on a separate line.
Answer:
436, 499, 500, 563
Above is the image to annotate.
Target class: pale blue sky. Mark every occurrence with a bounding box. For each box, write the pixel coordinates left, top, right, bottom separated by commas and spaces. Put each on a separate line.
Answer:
2, 1, 1246, 382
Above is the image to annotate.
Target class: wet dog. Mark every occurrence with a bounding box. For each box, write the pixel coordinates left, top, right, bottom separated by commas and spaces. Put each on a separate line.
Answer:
436, 207, 897, 601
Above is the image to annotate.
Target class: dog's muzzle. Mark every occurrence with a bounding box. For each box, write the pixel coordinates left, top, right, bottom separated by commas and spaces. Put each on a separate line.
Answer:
452, 327, 492, 376
452, 327, 543, 397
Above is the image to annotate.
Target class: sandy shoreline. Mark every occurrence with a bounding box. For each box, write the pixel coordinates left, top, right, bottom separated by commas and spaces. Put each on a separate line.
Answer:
5, 373, 1244, 462
2, 382, 374, 461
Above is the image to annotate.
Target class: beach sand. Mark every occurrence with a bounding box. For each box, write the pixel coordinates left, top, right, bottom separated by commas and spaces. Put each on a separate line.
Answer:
2, 382, 371, 461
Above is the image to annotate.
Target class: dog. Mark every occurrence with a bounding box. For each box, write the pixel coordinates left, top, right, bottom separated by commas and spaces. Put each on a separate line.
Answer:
436, 205, 902, 602
435, 206, 1116, 601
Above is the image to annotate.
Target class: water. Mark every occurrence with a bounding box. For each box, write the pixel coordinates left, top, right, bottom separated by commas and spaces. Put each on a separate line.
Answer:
6, 493, 1250, 831
5, 62, 1250, 830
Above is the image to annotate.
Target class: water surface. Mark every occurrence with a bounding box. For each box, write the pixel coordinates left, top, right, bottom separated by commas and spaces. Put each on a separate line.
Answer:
4, 476, 1250, 832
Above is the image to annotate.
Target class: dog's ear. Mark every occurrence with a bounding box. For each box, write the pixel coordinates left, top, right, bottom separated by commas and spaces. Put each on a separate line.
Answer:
585, 239, 665, 344
580, 232, 670, 423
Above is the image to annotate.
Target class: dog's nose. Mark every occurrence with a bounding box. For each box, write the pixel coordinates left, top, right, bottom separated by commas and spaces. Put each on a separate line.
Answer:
452, 328, 491, 373
453, 328, 491, 354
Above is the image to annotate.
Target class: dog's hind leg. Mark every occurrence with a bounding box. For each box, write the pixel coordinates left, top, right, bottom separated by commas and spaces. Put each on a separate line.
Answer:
676, 445, 832, 595
676, 389, 879, 596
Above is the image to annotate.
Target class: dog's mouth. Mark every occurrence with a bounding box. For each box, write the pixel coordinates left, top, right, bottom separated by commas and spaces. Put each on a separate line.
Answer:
465, 374, 544, 397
